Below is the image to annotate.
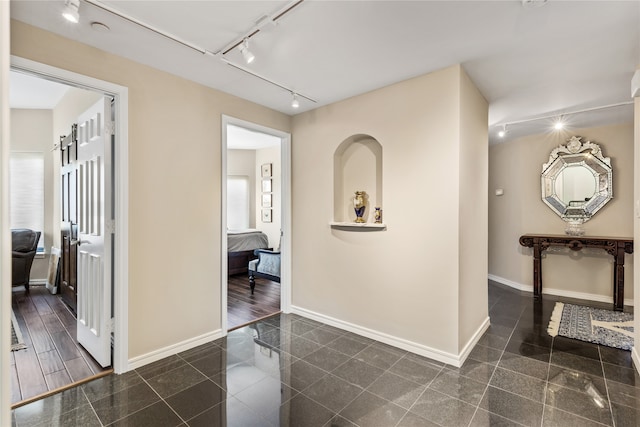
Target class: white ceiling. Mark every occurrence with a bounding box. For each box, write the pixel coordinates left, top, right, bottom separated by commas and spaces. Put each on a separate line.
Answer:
227, 124, 281, 150
10, 71, 70, 109
9, 0, 640, 144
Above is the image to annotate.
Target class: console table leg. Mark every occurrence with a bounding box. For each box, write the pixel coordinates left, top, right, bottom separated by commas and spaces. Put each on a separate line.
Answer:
533, 242, 542, 300
520, 235, 633, 310
613, 245, 625, 311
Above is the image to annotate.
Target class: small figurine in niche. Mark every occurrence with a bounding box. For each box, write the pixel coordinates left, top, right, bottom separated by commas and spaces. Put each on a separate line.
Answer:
374, 207, 382, 224
353, 191, 366, 223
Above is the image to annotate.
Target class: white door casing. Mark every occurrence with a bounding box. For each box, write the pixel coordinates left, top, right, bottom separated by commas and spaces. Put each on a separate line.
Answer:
9, 55, 129, 378
76, 97, 113, 368
221, 115, 292, 332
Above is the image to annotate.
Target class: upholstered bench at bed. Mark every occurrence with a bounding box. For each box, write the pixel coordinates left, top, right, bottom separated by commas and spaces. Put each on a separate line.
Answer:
248, 249, 280, 294
228, 229, 269, 276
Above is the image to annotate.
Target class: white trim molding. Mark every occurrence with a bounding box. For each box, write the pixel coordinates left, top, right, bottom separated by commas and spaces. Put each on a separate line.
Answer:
291, 306, 488, 367
459, 317, 491, 364
128, 330, 224, 370
10, 56, 130, 374
632, 346, 640, 375
220, 115, 292, 333
488, 274, 634, 307
1, 4, 11, 425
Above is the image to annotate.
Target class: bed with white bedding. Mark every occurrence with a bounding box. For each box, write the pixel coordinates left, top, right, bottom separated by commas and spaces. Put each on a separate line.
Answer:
227, 229, 270, 275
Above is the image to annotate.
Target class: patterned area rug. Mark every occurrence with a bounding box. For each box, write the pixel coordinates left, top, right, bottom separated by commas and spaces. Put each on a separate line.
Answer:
547, 302, 634, 351
11, 310, 27, 351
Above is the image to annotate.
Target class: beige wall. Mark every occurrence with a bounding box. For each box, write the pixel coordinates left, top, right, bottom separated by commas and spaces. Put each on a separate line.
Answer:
489, 122, 634, 301
227, 149, 257, 228
227, 146, 281, 246
1, 5, 10, 424
255, 145, 281, 249
458, 70, 489, 351
10, 109, 52, 281
634, 86, 639, 371
11, 20, 290, 359
291, 65, 488, 357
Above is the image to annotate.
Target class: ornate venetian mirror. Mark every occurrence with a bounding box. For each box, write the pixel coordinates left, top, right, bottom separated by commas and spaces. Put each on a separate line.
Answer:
541, 136, 612, 234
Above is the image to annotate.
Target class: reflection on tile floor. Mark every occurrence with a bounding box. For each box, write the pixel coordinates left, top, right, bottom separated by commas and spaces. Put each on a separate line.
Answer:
12, 282, 639, 426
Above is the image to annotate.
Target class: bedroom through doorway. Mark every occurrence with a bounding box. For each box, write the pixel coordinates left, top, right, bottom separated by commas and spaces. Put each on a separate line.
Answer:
225, 122, 284, 330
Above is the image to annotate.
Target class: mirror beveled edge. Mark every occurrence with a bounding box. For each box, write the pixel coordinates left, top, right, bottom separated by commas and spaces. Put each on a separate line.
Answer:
541, 136, 613, 224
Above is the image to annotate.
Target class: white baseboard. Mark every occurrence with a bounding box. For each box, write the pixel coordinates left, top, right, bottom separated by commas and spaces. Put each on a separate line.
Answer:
488, 274, 530, 292
291, 306, 483, 367
632, 347, 640, 376
488, 274, 634, 307
459, 317, 491, 365
127, 329, 224, 371
29, 279, 47, 285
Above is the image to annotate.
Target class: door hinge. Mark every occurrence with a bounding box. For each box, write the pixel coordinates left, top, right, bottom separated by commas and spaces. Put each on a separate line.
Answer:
106, 220, 116, 234
105, 120, 115, 135
107, 317, 115, 334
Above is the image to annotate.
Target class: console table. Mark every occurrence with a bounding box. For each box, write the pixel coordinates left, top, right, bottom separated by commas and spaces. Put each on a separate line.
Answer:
519, 234, 633, 311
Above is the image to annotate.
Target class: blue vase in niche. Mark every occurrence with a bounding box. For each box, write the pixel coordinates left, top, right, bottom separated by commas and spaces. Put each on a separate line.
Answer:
374, 207, 382, 224
353, 191, 366, 223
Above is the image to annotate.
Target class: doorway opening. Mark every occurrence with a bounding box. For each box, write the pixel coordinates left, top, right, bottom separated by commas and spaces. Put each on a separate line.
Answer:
222, 117, 291, 331
8, 58, 129, 407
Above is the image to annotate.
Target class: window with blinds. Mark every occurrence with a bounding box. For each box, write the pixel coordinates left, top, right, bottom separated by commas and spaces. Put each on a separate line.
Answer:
10, 152, 45, 251
227, 175, 250, 230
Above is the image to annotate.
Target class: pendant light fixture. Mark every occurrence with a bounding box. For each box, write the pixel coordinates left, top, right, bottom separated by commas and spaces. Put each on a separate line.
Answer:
238, 38, 255, 64
62, 0, 80, 23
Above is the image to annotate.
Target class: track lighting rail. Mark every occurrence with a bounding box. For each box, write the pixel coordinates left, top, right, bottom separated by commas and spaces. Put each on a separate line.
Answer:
83, 0, 207, 54
496, 101, 633, 128
223, 60, 317, 103
80, 0, 314, 106
219, 0, 304, 55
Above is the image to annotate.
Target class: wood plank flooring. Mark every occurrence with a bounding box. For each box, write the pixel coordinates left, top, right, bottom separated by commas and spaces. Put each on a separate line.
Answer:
227, 274, 280, 330
10, 286, 109, 405
10, 277, 278, 404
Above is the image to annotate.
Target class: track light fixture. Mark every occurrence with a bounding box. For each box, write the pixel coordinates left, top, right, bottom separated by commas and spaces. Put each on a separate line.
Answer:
82, 0, 316, 108
553, 118, 565, 130
521, 0, 549, 8
238, 38, 255, 64
62, 0, 80, 23
494, 101, 632, 140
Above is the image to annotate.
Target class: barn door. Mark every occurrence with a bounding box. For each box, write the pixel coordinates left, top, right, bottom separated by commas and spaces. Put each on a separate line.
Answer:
60, 124, 78, 312
76, 97, 113, 368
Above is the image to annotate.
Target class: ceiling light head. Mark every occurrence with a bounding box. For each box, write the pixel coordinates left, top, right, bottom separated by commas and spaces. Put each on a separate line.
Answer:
521, 0, 549, 8
239, 38, 255, 64
553, 120, 565, 130
62, 0, 80, 23
291, 93, 300, 109
498, 124, 507, 138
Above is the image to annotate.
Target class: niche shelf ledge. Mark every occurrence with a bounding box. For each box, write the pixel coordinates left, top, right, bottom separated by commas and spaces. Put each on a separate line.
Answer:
330, 222, 387, 230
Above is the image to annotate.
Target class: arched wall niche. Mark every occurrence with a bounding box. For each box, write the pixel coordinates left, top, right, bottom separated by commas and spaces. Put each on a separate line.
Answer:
333, 134, 383, 226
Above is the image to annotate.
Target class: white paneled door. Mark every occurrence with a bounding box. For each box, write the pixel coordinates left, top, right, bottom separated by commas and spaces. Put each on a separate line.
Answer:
76, 97, 113, 368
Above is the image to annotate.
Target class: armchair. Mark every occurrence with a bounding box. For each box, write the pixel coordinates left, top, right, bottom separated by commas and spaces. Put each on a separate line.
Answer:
248, 248, 280, 294
12, 229, 41, 293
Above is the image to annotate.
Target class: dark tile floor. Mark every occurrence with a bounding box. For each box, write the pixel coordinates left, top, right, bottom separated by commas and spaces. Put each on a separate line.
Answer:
11, 282, 640, 426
